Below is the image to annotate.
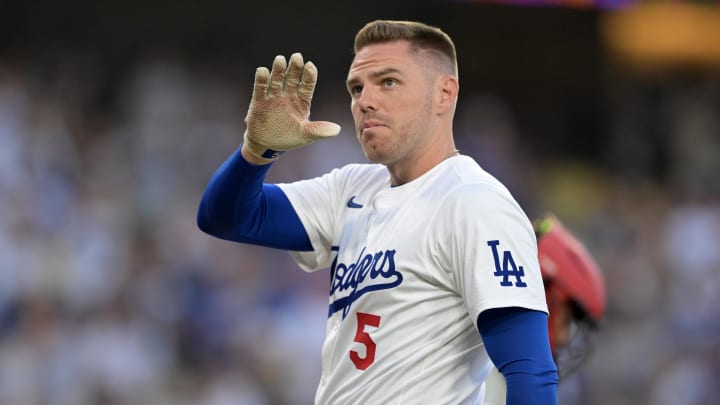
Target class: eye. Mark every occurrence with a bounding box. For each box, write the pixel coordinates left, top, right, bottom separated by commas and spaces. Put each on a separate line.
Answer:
383, 78, 397, 87
350, 85, 363, 95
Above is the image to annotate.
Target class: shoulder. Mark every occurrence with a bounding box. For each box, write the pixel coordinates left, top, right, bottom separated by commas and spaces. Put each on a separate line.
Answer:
280, 162, 386, 188
334, 162, 386, 179
439, 156, 519, 212
324, 163, 389, 191
419, 157, 533, 243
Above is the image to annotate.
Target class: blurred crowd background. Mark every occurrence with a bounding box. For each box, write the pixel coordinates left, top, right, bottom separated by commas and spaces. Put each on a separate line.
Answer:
1, 0, 719, 404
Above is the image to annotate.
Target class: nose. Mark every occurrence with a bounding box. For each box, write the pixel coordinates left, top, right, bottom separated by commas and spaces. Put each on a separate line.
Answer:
356, 87, 377, 113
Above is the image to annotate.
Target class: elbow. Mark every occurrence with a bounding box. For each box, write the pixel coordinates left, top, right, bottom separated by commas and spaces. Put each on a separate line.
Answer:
196, 198, 220, 236
196, 210, 210, 234
503, 366, 558, 404
502, 362, 558, 392
196, 196, 251, 239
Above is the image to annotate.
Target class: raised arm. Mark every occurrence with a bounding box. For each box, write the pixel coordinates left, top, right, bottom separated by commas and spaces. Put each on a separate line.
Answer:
197, 52, 340, 250
197, 147, 311, 250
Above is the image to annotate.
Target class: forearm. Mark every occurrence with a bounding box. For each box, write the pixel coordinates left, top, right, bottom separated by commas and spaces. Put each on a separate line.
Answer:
504, 367, 558, 404
197, 146, 270, 239
197, 146, 312, 251
478, 307, 559, 405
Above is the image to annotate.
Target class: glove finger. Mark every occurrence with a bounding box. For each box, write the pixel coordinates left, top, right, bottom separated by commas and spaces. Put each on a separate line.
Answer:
251, 67, 270, 102
303, 120, 341, 139
268, 55, 287, 97
284, 53, 304, 94
297, 61, 318, 103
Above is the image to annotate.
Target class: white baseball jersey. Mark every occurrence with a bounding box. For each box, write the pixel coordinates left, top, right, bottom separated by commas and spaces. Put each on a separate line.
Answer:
278, 155, 547, 405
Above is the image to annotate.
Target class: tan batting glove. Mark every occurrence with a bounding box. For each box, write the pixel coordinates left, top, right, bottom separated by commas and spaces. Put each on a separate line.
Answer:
243, 52, 341, 160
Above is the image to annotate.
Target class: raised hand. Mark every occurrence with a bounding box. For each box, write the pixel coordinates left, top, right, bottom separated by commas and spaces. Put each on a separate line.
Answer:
243, 53, 341, 160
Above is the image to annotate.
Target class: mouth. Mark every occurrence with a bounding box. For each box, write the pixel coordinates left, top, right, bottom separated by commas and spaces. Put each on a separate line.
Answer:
360, 120, 386, 134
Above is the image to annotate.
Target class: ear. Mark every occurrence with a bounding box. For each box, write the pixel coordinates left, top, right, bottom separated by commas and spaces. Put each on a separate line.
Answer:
435, 75, 459, 115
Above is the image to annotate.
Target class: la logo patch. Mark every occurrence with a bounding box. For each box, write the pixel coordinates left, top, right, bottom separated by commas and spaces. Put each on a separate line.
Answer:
487, 240, 527, 287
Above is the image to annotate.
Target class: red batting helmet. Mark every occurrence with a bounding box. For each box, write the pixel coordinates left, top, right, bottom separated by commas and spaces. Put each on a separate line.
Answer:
535, 213, 606, 323
535, 212, 606, 363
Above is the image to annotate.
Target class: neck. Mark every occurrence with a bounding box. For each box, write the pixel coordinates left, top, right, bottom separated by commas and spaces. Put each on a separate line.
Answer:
387, 142, 459, 186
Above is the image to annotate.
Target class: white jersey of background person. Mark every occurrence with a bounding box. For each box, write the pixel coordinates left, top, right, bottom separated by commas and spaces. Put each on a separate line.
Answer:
278, 154, 548, 404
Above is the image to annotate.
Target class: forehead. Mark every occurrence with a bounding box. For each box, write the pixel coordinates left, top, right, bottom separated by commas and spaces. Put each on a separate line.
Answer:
348, 40, 420, 80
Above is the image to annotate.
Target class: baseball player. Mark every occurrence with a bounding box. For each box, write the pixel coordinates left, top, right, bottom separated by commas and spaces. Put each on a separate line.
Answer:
198, 20, 558, 404
484, 213, 607, 404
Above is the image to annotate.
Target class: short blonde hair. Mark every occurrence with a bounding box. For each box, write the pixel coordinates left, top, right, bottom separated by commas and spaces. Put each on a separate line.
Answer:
353, 20, 458, 76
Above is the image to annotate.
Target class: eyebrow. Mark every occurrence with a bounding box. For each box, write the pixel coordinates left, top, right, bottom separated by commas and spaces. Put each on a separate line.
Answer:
346, 67, 403, 89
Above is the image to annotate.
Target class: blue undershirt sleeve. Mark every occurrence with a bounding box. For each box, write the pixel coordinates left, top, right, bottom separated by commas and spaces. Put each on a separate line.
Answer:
197, 146, 312, 251
477, 307, 559, 405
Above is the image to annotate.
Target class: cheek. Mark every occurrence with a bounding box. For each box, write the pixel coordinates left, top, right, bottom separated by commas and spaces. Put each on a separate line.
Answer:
350, 102, 362, 124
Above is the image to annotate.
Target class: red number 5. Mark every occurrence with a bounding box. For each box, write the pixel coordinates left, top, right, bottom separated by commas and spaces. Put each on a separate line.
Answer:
350, 312, 381, 370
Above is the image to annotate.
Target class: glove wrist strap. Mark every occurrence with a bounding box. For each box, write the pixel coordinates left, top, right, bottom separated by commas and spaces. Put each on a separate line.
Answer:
243, 132, 284, 161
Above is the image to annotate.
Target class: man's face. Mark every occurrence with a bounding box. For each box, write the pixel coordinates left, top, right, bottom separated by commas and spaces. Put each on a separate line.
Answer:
346, 40, 436, 164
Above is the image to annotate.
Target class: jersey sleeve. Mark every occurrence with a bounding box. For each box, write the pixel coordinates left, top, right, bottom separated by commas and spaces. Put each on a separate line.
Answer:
434, 183, 548, 321
276, 168, 344, 272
